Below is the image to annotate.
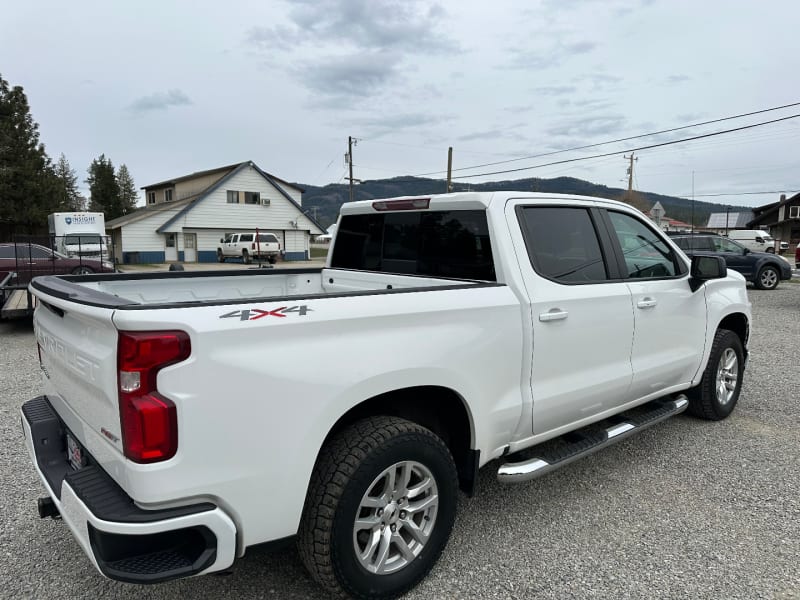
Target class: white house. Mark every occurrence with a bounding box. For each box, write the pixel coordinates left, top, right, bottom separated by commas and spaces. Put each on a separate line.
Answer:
107, 161, 325, 264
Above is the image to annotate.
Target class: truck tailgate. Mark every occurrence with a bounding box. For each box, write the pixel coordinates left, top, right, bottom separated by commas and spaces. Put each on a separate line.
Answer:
32, 290, 123, 463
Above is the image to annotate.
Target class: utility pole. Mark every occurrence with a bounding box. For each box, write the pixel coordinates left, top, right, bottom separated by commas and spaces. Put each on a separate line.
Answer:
691, 171, 695, 233
725, 205, 730, 236
346, 136, 358, 203
624, 153, 637, 194
446, 147, 453, 193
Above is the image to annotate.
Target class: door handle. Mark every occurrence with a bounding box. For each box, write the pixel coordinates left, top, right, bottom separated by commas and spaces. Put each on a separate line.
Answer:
539, 309, 569, 322
637, 297, 657, 309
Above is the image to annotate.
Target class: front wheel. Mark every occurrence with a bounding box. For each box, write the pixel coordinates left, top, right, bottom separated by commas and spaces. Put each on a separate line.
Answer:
687, 329, 744, 420
217, 249, 225, 263
766, 247, 775, 253
71, 266, 95, 275
755, 265, 779, 290
298, 416, 458, 599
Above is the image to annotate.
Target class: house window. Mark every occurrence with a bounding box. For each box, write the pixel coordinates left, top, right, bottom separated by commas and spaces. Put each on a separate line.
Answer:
164, 188, 173, 202
227, 190, 239, 204
790, 206, 800, 219
147, 192, 156, 204
244, 191, 261, 205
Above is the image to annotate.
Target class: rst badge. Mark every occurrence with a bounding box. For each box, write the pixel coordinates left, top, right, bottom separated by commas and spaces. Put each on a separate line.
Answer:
219, 305, 312, 321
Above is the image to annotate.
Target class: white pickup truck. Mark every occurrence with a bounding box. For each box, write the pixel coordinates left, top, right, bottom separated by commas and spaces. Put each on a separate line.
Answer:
217, 232, 281, 264
22, 192, 751, 599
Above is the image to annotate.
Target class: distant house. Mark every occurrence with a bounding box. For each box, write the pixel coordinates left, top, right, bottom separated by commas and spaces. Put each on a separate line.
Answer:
107, 161, 325, 264
645, 202, 691, 232
705, 211, 754, 235
747, 193, 800, 244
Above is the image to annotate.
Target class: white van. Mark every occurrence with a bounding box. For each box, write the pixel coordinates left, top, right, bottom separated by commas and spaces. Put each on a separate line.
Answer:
727, 229, 776, 253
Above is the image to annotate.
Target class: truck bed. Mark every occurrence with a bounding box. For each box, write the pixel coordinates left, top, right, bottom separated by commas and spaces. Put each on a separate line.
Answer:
30, 267, 489, 309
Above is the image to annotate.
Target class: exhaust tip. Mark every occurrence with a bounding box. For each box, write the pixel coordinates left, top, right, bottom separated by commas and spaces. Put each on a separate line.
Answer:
37, 496, 60, 519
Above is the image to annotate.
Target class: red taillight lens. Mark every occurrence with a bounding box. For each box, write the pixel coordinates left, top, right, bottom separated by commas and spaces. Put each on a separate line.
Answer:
252, 242, 256, 249
117, 331, 190, 463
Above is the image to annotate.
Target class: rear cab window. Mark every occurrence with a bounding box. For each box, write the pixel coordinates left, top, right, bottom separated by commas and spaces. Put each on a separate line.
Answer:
330, 210, 496, 281
517, 206, 609, 283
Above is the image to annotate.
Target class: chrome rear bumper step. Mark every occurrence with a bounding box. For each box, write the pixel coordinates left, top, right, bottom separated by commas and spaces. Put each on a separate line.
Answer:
497, 395, 689, 484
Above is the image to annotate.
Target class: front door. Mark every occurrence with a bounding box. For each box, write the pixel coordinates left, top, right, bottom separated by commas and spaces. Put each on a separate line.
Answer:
603, 210, 707, 397
184, 233, 197, 263
165, 233, 178, 261
509, 202, 635, 435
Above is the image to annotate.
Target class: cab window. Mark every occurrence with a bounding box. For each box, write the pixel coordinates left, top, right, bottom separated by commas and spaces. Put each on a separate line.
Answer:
607, 212, 683, 278
518, 207, 609, 283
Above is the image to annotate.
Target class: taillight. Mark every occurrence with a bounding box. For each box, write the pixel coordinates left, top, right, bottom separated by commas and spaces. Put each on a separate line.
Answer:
117, 331, 191, 463
252, 242, 256, 249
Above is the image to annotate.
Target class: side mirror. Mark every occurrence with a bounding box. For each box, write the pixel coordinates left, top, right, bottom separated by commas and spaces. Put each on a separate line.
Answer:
690, 254, 726, 283
743, 247, 750, 255
220, 238, 224, 243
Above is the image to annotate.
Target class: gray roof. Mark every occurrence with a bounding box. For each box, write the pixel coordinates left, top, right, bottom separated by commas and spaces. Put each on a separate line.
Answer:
155, 161, 325, 234
706, 212, 754, 229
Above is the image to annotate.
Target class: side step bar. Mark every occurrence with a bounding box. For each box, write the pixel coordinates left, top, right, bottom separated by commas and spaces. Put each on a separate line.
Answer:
497, 395, 689, 484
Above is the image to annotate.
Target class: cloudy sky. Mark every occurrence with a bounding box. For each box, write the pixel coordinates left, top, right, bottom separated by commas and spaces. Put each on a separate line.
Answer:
3, 0, 799, 208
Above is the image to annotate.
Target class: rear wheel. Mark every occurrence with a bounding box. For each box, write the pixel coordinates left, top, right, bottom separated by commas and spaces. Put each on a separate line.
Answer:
268, 255, 277, 264
242, 249, 251, 264
298, 416, 458, 599
755, 265, 779, 290
687, 329, 744, 420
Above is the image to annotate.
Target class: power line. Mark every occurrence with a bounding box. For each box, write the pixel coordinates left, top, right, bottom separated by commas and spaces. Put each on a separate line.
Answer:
410, 101, 800, 177
686, 189, 799, 198
450, 112, 800, 180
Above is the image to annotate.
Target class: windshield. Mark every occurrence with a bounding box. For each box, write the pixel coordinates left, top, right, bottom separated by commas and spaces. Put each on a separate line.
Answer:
64, 234, 104, 245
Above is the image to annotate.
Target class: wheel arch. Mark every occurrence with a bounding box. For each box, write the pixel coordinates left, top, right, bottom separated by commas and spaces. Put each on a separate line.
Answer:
317, 385, 478, 495
717, 312, 749, 357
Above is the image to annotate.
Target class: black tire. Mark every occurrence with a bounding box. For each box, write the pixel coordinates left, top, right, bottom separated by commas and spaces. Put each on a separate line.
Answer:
268, 255, 277, 264
687, 329, 744, 420
217, 249, 225, 263
754, 265, 779, 290
71, 266, 95, 275
766, 247, 775, 253
242, 249, 251, 264
297, 416, 458, 600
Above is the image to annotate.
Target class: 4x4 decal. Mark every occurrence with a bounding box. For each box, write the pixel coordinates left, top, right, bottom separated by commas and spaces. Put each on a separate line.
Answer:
219, 305, 313, 321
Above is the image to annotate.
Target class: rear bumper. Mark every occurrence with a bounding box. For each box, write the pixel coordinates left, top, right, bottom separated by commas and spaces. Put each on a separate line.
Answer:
21, 396, 237, 584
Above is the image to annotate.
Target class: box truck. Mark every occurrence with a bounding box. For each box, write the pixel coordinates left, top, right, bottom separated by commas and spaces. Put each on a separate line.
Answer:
47, 212, 109, 259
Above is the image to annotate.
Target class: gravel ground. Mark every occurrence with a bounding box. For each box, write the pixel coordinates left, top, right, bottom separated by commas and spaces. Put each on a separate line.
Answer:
1, 286, 798, 599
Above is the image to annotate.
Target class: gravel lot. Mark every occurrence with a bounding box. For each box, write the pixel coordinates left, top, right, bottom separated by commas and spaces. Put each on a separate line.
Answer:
1, 285, 798, 599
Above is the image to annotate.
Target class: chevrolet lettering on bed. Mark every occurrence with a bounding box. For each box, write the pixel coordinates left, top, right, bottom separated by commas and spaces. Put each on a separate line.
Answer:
219, 305, 312, 321
20, 192, 751, 599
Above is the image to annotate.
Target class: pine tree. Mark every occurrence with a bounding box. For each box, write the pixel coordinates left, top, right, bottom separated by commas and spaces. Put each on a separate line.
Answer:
86, 154, 121, 218
53, 153, 83, 211
116, 164, 138, 214
0, 73, 60, 234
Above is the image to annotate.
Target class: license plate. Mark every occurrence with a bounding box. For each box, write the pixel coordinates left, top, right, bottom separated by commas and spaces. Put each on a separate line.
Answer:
66, 432, 86, 471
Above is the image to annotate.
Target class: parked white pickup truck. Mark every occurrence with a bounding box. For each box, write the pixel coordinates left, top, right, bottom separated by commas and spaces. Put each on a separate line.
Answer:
217, 232, 281, 264
22, 192, 751, 599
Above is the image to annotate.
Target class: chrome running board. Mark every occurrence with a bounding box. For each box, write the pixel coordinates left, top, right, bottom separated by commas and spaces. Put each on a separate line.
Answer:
497, 395, 689, 484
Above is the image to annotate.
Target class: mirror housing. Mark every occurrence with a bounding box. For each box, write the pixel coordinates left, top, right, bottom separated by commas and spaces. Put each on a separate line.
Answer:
689, 254, 726, 291
220, 238, 224, 243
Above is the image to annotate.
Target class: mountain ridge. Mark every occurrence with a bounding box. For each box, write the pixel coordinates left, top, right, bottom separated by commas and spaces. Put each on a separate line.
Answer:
294, 176, 748, 229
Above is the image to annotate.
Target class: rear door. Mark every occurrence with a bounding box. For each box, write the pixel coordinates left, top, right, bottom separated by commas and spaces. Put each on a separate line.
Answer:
508, 201, 634, 434
602, 210, 707, 398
